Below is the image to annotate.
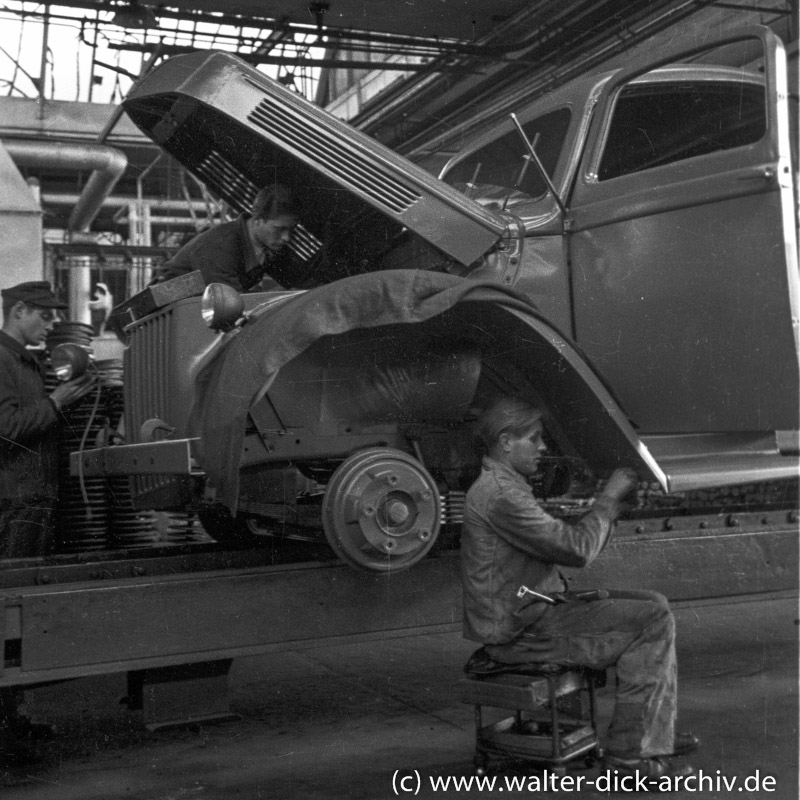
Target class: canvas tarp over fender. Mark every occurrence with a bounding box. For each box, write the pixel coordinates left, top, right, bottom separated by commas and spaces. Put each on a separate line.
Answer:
189, 270, 661, 512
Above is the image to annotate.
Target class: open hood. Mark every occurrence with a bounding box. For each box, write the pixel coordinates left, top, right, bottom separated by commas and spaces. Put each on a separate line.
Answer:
122, 51, 507, 267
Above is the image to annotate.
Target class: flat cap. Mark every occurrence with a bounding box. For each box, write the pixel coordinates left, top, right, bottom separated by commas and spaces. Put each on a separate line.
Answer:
1, 281, 68, 308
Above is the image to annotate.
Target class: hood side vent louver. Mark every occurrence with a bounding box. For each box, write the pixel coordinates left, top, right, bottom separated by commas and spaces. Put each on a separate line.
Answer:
196, 150, 258, 214
247, 96, 421, 216
290, 224, 323, 262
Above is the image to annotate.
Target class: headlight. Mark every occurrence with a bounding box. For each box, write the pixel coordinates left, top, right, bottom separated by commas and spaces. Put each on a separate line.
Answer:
201, 282, 245, 331
51, 342, 90, 381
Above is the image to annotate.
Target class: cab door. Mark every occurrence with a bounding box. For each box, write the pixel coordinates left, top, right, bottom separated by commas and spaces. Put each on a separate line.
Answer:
567, 27, 798, 436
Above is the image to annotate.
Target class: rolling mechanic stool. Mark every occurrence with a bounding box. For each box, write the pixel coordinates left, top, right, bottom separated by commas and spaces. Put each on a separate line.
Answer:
458, 647, 605, 776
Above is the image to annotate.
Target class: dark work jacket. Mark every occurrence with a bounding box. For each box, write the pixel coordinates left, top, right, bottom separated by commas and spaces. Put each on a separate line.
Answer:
461, 457, 620, 644
159, 215, 284, 292
0, 331, 60, 504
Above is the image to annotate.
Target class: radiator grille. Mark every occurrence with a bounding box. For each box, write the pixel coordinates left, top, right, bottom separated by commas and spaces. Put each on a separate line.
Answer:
124, 310, 176, 499
126, 310, 171, 440
247, 99, 421, 215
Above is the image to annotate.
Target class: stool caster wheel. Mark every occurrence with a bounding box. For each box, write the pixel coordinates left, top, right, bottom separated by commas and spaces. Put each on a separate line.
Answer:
585, 745, 603, 768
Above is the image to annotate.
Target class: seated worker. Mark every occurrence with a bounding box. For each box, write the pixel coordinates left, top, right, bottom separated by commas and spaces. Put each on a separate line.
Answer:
155, 183, 299, 292
461, 397, 697, 783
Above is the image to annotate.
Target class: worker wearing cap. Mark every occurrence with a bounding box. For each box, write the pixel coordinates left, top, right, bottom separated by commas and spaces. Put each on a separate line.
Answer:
0, 281, 94, 559
0, 280, 97, 766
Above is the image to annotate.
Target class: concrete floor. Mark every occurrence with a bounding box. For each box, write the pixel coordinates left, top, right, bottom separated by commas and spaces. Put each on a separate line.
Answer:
1, 591, 797, 800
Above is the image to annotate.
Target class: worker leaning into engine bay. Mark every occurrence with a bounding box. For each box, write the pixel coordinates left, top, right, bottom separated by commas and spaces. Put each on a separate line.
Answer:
153, 183, 299, 292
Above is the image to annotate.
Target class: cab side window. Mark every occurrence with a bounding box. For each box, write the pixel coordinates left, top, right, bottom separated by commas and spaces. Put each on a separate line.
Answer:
598, 80, 766, 181
442, 108, 571, 204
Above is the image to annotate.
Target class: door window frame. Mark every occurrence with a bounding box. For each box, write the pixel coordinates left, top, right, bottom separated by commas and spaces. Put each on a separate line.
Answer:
573, 27, 786, 210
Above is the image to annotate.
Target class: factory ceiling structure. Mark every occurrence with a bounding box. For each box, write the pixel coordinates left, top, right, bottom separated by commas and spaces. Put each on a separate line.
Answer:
0, 0, 795, 234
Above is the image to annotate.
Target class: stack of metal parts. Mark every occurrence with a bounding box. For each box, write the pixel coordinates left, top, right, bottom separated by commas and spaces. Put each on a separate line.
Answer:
441, 490, 466, 527
99, 358, 158, 549
161, 510, 213, 544
95, 358, 124, 388
106, 476, 158, 549
46, 320, 94, 350
46, 327, 157, 553
46, 324, 109, 553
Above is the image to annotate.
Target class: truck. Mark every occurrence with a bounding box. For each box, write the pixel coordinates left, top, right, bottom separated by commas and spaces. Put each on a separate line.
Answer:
2, 25, 796, 726
80, 24, 798, 570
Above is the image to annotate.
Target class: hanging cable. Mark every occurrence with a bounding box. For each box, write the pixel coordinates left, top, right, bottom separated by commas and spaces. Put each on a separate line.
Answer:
0, 42, 38, 96
76, 362, 102, 518
6, 9, 24, 96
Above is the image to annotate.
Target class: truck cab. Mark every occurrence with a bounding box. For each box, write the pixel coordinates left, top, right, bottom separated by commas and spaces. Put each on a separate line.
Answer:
436, 30, 798, 485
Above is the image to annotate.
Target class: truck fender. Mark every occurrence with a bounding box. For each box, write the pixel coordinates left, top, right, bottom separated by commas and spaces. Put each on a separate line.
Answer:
187, 270, 665, 512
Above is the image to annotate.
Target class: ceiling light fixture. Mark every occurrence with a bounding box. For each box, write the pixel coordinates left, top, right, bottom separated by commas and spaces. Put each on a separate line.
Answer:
112, 1, 158, 30
308, 2, 330, 31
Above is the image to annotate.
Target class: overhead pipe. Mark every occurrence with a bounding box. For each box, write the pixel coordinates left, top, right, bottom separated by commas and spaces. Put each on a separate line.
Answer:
3, 139, 128, 232
41, 193, 213, 213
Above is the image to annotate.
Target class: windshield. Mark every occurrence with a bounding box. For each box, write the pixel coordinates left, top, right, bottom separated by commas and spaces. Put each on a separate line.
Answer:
442, 108, 571, 207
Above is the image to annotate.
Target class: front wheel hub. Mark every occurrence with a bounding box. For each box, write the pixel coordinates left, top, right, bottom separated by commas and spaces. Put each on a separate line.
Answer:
321, 447, 442, 572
